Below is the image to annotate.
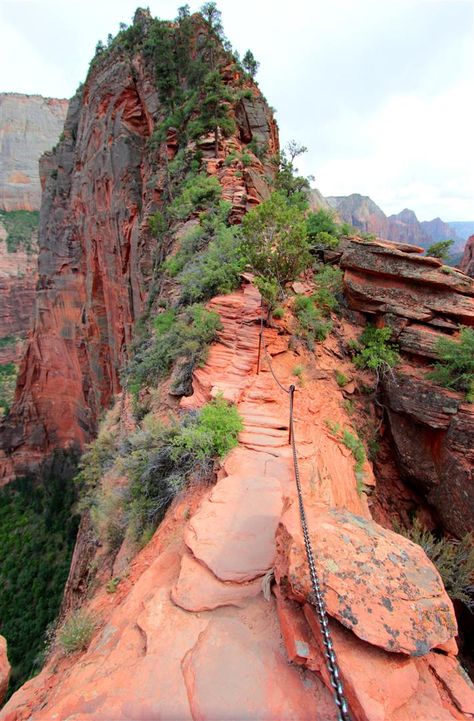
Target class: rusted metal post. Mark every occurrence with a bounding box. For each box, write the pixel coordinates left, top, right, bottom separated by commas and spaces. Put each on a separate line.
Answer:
288, 384, 295, 444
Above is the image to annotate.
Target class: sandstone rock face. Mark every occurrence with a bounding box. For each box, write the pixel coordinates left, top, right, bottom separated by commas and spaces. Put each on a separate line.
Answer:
460, 234, 474, 278
3, 283, 472, 721
0, 94, 68, 212
382, 373, 474, 538
0, 35, 277, 482
341, 238, 474, 539
0, 636, 10, 706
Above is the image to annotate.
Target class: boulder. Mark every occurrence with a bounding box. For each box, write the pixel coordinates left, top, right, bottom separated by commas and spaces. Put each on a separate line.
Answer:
275, 507, 457, 655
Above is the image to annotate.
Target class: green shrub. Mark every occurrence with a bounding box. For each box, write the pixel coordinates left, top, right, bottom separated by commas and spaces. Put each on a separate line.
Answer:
148, 211, 167, 237
127, 304, 222, 396
58, 610, 96, 655
75, 429, 116, 511
396, 520, 474, 610
325, 421, 366, 491
272, 307, 285, 320
353, 326, 399, 374
255, 276, 279, 311
0, 335, 16, 348
125, 398, 242, 539
427, 327, 474, 402
0, 452, 79, 696
169, 174, 222, 220
242, 192, 312, 291
426, 239, 454, 261
178, 225, 245, 303
292, 364, 304, 378
293, 295, 332, 347
335, 370, 349, 387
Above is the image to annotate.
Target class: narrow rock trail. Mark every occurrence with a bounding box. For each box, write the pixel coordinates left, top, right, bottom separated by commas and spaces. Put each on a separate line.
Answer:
2, 282, 474, 721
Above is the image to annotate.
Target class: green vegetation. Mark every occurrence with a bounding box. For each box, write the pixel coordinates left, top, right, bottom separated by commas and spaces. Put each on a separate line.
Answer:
272, 307, 285, 320
426, 239, 454, 261
293, 295, 332, 347
306, 209, 340, 251
57, 610, 96, 655
0, 362, 18, 417
312, 264, 343, 315
178, 225, 246, 304
242, 191, 312, 296
292, 364, 304, 378
127, 304, 222, 402
427, 327, 474, 402
0, 452, 79, 696
169, 174, 222, 220
335, 370, 349, 387
0, 210, 39, 253
396, 519, 474, 610
124, 396, 242, 541
0, 336, 16, 348
352, 326, 400, 374
242, 49, 259, 78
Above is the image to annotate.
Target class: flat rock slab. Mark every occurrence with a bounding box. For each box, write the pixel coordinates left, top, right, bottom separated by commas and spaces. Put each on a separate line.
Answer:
185, 473, 283, 582
171, 551, 262, 612
275, 507, 457, 655
181, 606, 338, 721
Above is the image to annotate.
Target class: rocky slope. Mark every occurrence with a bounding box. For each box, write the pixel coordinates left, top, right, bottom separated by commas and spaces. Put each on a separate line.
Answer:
0, 94, 68, 212
2, 280, 473, 721
1, 8, 474, 721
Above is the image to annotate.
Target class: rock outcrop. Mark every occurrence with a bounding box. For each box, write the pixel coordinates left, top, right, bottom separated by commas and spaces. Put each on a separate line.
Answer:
0, 20, 278, 483
0, 94, 68, 212
460, 235, 474, 278
341, 237, 474, 538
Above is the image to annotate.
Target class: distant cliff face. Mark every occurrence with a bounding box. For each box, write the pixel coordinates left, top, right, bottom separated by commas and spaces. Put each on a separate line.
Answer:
0, 94, 68, 212
460, 235, 474, 278
327, 193, 463, 251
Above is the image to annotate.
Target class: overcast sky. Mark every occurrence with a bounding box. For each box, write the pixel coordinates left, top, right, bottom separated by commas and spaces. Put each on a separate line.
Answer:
0, 0, 473, 221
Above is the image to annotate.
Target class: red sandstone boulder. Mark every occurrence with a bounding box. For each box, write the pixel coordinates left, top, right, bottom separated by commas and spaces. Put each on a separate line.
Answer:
275, 507, 457, 655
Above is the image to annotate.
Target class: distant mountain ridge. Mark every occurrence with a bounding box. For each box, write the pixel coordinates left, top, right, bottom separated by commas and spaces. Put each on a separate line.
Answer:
311, 190, 469, 254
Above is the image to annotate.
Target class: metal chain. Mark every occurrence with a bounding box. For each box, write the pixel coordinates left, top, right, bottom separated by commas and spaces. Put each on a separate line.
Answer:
288, 386, 351, 721
257, 315, 351, 721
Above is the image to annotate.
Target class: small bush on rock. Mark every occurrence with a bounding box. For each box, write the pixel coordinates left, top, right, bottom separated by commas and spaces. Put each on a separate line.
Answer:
427, 327, 474, 402
352, 326, 399, 374
293, 295, 332, 347
396, 520, 474, 610
58, 610, 96, 655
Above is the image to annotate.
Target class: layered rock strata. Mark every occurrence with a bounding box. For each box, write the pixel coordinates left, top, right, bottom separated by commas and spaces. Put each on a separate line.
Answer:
2, 283, 473, 720
460, 235, 474, 278
341, 238, 474, 538
0, 27, 277, 483
0, 94, 68, 212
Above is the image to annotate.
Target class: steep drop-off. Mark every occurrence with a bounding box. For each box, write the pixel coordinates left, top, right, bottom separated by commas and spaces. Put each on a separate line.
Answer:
1, 8, 474, 721
0, 14, 278, 482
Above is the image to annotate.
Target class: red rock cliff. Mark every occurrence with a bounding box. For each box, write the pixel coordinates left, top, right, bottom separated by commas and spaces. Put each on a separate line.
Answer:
0, 18, 278, 482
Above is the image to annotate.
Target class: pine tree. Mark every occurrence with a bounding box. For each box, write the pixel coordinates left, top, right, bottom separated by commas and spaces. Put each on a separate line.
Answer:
242, 50, 259, 78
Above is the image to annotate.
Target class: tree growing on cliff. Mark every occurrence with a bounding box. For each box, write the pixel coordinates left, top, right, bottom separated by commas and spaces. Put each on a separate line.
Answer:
426, 239, 454, 261
427, 326, 474, 402
241, 192, 311, 298
242, 50, 259, 78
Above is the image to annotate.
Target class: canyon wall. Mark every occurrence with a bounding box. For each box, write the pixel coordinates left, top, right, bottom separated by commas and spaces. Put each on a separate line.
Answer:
0, 94, 68, 212
0, 18, 278, 482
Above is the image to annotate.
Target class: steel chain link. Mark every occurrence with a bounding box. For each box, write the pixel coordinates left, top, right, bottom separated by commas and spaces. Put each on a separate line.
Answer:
259, 318, 351, 721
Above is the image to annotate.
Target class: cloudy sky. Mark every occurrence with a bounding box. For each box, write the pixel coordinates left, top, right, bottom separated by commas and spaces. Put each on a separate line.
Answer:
1, 0, 472, 221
